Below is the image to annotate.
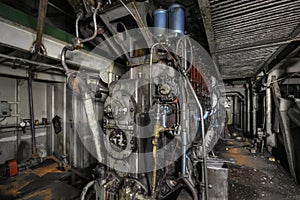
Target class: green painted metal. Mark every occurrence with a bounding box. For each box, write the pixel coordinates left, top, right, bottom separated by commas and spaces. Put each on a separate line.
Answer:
0, 2, 74, 44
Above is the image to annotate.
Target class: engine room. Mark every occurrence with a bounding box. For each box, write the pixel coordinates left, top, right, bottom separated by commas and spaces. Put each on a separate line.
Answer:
0, 0, 300, 200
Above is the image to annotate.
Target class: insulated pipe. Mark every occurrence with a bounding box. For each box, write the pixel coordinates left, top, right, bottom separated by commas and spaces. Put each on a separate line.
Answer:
82, 92, 104, 163
76, 74, 104, 163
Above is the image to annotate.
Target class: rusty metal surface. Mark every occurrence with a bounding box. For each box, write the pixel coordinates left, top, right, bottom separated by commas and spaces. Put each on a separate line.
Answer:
0, 162, 80, 200
214, 129, 300, 200
203, 0, 300, 80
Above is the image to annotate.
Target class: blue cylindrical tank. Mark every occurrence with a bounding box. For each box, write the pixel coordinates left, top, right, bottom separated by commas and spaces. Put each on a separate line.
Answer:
168, 4, 185, 35
153, 9, 168, 36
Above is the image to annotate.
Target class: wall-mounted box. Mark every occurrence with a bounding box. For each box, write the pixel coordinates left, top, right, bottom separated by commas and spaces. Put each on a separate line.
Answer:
0, 102, 11, 117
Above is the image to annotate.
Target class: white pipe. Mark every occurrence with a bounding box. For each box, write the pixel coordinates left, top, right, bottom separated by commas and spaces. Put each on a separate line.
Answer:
82, 93, 103, 163
265, 69, 282, 148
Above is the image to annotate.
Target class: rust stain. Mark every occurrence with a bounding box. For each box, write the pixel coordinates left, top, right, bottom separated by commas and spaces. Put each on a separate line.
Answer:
32, 163, 62, 177
0, 163, 62, 197
22, 188, 52, 200
0, 177, 31, 196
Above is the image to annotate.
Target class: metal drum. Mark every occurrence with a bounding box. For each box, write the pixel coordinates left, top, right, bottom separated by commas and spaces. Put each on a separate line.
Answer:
168, 4, 185, 35
153, 9, 168, 36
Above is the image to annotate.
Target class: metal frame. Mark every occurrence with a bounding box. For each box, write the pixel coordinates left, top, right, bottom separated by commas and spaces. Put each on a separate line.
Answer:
0, 18, 112, 72
270, 75, 297, 181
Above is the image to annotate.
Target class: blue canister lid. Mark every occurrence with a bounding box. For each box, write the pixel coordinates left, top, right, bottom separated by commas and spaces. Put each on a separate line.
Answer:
153, 8, 167, 15
168, 3, 185, 11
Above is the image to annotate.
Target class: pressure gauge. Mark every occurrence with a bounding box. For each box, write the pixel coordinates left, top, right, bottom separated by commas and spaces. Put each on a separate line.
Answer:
20, 121, 26, 128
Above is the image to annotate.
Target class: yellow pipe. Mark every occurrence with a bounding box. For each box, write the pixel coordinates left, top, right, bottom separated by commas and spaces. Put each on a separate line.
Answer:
151, 123, 173, 195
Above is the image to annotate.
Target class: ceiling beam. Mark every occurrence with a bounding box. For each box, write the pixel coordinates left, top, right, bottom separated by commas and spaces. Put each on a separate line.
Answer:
253, 23, 300, 78
197, 0, 215, 53
197, 0, 221, 71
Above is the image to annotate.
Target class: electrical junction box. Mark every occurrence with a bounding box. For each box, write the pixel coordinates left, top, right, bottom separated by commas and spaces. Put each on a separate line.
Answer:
0, 101, 11, 117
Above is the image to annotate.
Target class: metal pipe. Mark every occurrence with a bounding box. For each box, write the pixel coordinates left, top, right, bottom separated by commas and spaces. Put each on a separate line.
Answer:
28, 68, 37, 155
184, 76, 208, 199
61, 45, 75, 72
75, 13, 83, 38
176, 36, 193, 74
61, 3, 100, 74
180, 177, 198, 200
51, 85, 55, 154
32, 0, 48, 60
63, 84, 67, 155
72, 95, 78, 167
149, 42, 163, 106
253, 92, 258, 137
248, 82, 253, 138
265, 74, 276, 147
181, 102, 188, 176
80, 2, 101, 43
242, 101, 245, 135
244, 84, 248, 137
0, 53, 64, 71
81, 180, 95, 200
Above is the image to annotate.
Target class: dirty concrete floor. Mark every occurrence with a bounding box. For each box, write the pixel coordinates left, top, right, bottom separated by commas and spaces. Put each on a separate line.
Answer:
214, 132, 300, 200
0, 161, 81, 200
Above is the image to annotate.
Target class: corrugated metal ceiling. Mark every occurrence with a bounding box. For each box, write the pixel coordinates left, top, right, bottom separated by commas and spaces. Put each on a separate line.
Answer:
205, 0, 300, 80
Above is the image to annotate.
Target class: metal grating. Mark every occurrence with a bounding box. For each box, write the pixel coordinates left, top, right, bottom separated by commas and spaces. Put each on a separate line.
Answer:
207, 0, 300, 80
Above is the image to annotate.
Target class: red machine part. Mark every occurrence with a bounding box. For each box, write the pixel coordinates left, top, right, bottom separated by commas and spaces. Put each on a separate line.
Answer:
7, 159, 18, 177
188, 63, 208, 98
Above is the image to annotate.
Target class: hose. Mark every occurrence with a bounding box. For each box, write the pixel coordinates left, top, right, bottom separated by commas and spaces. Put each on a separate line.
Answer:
179, 177, 198, 200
